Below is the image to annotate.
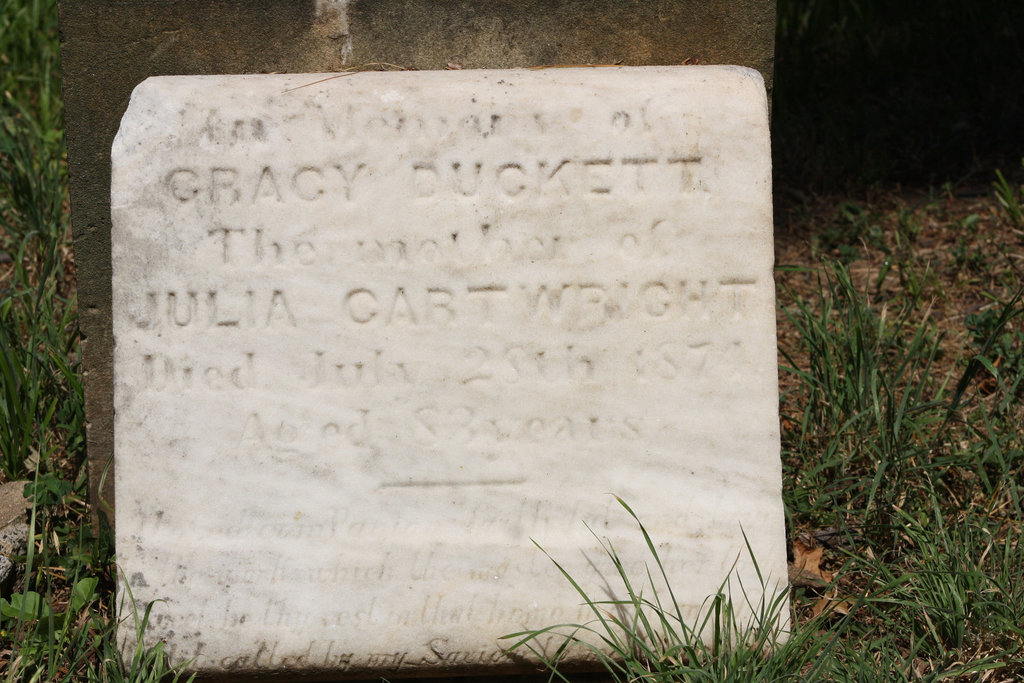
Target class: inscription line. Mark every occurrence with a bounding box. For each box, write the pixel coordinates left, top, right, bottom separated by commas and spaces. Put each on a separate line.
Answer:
378, 479, 528, 489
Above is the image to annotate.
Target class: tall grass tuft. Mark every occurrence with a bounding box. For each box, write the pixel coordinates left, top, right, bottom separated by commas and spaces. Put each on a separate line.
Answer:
0, 0, 80, 482
0, 114, 81, 480
992, 160, 1024, 230
502, 498, 818, 683
779, 263, 947, 546
0, 0, 63, 134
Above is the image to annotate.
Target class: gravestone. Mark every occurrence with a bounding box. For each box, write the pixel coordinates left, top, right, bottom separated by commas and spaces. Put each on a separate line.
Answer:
111, 66, 787, 678
58, 0, 776, 524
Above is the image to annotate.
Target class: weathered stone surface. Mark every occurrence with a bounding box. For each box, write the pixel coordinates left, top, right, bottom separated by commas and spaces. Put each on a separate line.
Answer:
0, 481, 29, 529
58, 0, 776, 528
111, 66, 787, 678
0, 481, 29, 596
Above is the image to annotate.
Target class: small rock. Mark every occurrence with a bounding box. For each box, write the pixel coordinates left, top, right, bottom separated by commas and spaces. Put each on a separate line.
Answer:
0, 481, 30, 596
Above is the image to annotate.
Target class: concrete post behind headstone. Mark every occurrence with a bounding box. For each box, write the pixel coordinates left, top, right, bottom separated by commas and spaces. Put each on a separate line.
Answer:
111, 65, 787, 678
59, 0, 776, 527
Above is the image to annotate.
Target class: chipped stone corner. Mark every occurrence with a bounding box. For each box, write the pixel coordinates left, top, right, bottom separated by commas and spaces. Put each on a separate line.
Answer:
314, 0, 352, 64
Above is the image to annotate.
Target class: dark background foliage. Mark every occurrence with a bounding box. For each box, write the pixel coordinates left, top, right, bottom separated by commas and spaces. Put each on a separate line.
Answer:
773, 0, 1024, 191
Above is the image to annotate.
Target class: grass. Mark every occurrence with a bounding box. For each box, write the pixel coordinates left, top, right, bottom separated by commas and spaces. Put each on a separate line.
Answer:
1, 0, 1023, 679
503, 499, 818, 683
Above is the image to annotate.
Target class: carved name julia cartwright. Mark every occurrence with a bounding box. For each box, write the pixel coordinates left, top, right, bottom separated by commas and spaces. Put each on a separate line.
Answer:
111, 67, 787, 675
124, 278, 759, 331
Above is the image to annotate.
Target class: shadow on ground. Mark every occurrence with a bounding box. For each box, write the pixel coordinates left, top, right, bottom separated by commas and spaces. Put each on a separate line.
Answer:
772, 0, 1024, 196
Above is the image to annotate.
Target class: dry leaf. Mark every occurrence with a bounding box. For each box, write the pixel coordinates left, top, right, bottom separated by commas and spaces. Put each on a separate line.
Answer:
788, 534, 834, 587
811, 594, 852, 618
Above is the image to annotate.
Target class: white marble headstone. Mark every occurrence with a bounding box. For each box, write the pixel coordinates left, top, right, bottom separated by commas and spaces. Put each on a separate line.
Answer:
111, 66, 787, 677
